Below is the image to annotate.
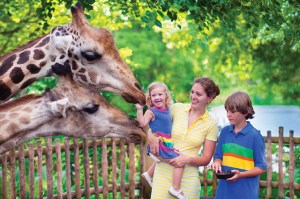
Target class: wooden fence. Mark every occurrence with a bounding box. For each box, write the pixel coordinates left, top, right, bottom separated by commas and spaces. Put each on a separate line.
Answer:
0, 137, 146, 199
0, 127, 299, 199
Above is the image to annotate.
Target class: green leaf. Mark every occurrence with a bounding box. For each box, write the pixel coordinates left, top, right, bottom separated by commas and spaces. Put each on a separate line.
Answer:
141, 16, 149, 23
154, 19, 162, 28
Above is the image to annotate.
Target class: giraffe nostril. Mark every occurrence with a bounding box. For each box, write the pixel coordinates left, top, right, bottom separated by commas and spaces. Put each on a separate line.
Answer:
135, 82, 142, 91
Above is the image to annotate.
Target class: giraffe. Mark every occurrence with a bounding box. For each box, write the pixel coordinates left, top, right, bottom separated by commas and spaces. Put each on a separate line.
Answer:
0, 2, 145, 105
0, 74, 145, 153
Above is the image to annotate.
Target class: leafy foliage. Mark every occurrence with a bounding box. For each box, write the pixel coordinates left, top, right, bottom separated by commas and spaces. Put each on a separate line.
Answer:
1, 0, 299, 106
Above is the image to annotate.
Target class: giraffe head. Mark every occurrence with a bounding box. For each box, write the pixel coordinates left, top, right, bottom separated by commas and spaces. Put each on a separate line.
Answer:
50, 2, 145, 105
0, 74, 145, 149
48, 75, 146, 142
0, 90, 146, 154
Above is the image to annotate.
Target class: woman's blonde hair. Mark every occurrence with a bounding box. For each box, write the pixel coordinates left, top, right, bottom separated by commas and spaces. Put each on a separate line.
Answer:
146, 82, 173, 108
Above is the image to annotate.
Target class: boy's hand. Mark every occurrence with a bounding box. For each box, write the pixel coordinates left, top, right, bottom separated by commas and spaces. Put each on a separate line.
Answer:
227, 170, 240, 181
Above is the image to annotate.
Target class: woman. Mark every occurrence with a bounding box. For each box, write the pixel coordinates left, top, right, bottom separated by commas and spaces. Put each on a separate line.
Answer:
147, 77, 220, 199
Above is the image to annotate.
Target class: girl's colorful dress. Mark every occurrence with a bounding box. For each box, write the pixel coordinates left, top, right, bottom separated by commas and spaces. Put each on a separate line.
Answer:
147, 107, 179, 159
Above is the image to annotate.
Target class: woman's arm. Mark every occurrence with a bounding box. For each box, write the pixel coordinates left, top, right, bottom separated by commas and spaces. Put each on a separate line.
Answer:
168, 139, 216, 167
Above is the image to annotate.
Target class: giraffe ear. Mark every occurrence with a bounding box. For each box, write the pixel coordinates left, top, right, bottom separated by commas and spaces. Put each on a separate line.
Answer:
48, 98, 69, 118
71, 2, 88, 28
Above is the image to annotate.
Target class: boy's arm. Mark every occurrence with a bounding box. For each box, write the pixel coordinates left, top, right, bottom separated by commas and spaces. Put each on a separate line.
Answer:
228, 167, 266, 181
240, 167, 266, 178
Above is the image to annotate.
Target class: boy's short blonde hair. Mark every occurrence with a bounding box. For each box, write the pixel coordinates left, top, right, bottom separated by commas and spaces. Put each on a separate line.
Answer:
225, 91, 255, 119
146, 82, 173, 108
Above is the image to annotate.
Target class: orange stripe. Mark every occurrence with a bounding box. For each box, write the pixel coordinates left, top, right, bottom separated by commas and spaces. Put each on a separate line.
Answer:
224, 153, 253, 162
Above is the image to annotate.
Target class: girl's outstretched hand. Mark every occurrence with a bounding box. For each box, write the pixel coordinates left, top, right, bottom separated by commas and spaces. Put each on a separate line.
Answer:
135, 103, 144, 110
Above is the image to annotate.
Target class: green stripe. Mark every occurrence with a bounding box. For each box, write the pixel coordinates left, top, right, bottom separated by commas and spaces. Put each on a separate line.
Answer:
222, 143, 253, 159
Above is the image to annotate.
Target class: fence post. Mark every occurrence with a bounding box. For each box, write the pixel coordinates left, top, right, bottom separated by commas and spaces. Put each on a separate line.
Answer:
74, 138, 81, 199
1, 152, 7, 199
64, 138, 72, 199
28, 143, 35, 199
46, 137, 53, 199
278, 127, 284, 199
139, 139, 145, 199
289, 130, 295, 198
37, 140, 43, 199
120, 139, 126, 199
18, 144, 26, 199
266, 131, 272, 199
55, 139, 63, 199
102, 138, 108, 198
92, 139, 100, 199
129, 143, 135, 199
83, 139, 90, 199
112, 138, 117, 199
9, 149, 16, 199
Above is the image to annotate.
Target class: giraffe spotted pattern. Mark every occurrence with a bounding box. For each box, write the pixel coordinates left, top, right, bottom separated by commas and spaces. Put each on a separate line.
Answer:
0, 54, 16, 76
10, 67, 25, 84
0, 80, 12, 100
27, 64, 41, 74
17, 51, 30, 64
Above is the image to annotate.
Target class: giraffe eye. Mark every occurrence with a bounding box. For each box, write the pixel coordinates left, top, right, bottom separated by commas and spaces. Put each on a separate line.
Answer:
83, 103, 99, 114
81, 51, 102, 61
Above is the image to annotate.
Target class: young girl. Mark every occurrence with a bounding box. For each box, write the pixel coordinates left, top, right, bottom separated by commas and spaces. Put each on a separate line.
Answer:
209, 91, 267, 199
135, 82, 187, 199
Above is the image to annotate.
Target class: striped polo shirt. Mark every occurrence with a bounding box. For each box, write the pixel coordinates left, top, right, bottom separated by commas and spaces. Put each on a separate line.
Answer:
214, 122, 267, 199
214, 122, 267, 171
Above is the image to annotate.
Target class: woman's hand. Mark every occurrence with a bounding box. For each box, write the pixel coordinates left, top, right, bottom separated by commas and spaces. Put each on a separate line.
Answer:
147, 130, 160, 155
168, 154, 191, 168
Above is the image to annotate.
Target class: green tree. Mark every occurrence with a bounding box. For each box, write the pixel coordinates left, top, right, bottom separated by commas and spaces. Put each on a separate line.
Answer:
1, 0, 299, 106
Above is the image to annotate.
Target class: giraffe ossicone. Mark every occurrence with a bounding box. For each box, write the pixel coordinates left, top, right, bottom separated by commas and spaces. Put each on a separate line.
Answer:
0, 74, 146, 153
0, 2, 145, 105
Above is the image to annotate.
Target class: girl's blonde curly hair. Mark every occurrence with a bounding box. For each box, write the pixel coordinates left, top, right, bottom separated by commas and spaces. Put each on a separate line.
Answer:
146, 82, 173, 108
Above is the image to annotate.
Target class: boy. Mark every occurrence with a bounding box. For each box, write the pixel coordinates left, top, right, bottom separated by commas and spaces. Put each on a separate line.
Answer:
209, 91, 267, 199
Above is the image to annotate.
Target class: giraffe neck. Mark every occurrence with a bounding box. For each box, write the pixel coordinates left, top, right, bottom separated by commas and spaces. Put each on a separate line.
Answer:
0, 94, 48, 144
0, 85, 71, 144
0, 25, 73, 103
